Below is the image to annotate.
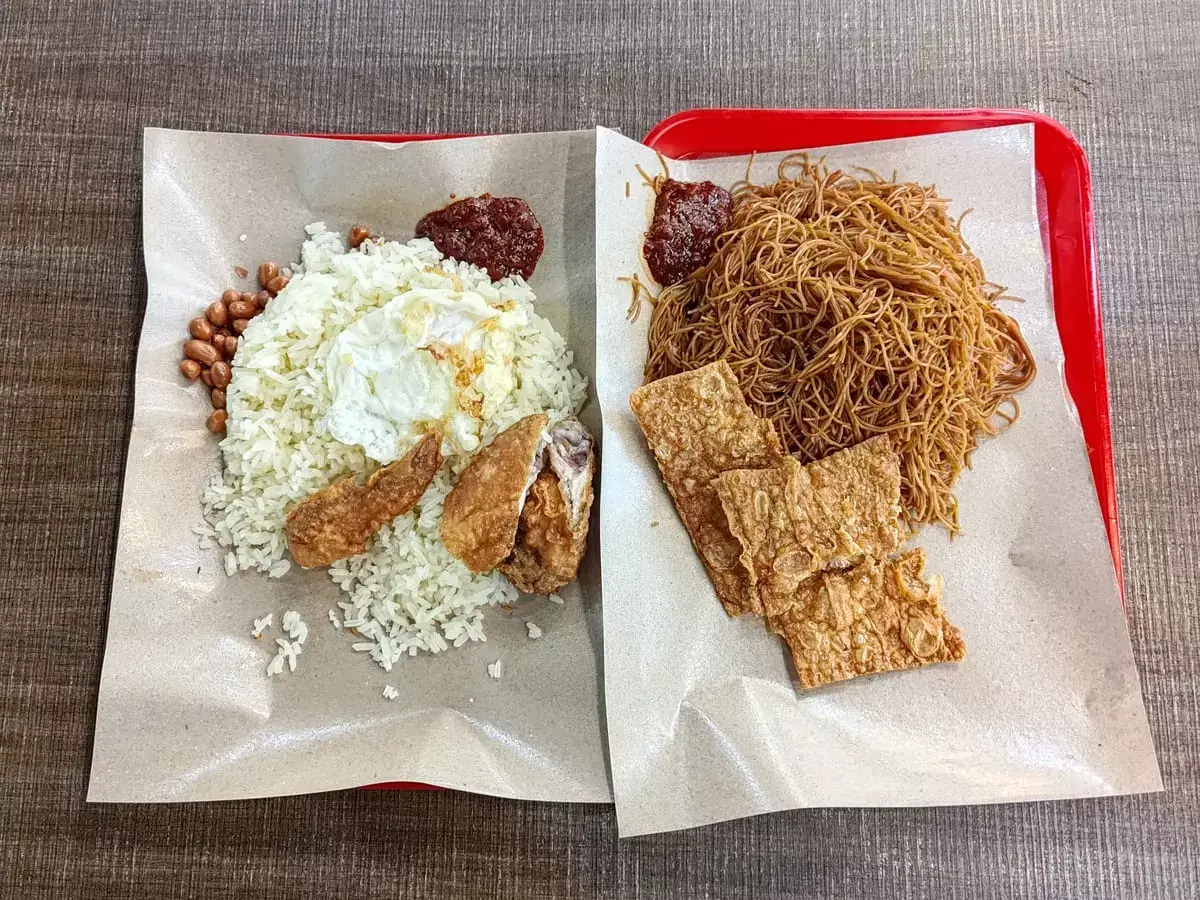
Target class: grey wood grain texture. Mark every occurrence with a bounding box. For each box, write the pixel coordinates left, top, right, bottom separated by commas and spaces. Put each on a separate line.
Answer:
1, 0, 1197, 896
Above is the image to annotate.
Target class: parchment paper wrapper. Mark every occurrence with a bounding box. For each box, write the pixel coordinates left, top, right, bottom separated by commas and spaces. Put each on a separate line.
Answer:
89, 129, 610, 803
594, 125, 1161, 836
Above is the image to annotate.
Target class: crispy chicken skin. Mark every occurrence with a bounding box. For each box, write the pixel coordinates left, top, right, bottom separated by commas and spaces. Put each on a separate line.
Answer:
441, 414, 548, 573
286, 432, 442, 568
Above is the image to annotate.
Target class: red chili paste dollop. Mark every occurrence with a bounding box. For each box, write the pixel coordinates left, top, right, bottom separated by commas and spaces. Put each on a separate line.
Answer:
415, 194, 544, 281
642, 179, 733, 286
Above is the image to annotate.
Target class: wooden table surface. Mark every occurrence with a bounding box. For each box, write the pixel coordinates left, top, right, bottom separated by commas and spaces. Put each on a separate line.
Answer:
2, 0, 1198, 896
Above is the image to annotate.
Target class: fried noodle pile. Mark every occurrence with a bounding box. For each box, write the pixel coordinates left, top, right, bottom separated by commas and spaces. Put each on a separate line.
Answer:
644, 155, 1036, 531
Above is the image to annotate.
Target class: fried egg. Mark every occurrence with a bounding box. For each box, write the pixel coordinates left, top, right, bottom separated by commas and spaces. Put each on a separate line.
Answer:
326, 286, 525, 462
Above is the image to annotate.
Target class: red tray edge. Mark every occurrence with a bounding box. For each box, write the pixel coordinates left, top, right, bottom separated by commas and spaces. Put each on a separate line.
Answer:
292, 132, 473, 143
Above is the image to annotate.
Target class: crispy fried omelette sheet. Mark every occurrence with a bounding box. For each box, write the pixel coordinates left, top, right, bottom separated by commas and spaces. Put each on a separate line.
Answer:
630, 361, 785, 615
715, 458, 817, 617
806, 435, 906, 566
770, 548, 966, 689
285, 432, 443, 568
716, 436, 906, 618
442, 414, 548, 573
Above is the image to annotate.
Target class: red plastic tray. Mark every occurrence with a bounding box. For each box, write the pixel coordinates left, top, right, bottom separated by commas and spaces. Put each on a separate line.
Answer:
323, 107, 1122, 791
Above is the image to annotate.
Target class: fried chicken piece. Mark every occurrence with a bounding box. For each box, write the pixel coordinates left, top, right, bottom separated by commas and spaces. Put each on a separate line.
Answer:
442, 414, 548, 573
499, 418, 596, 594
500, 470, 581, 595
285, 432, 442, 568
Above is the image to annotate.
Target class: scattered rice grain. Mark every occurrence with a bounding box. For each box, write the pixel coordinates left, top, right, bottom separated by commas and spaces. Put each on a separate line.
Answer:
251, 614, 273, 638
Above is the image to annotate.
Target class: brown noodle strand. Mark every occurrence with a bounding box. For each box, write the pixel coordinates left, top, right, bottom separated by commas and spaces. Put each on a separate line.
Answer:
636, 152, 673, 194
634, 163, 658, 191
620, 274, 656, 323
656, 151, 670, 180
643, 154, 1037, 532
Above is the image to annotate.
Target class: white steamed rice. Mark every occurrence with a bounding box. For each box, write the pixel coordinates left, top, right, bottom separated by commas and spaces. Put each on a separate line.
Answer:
201, 223, 587, 670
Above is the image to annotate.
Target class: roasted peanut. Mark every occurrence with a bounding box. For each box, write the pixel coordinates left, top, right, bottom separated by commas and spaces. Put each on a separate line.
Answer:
266, 275, 289, 296
257, 262, 279, 287
227, 299, 256, 319
221, 335, 238, 359
349, 225, 370, 249
254, 290, 270, 308
206, 409, 227, 434
207, 300, 229, 327
184, 339, 221, 366
200, 368, 213, 387
221, 289, 241, 306
189, 317, 214, 341
210, 388, 226, 410
180, 359, 202, 381
232, 318, 249, 334
210, 360, 232, 389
